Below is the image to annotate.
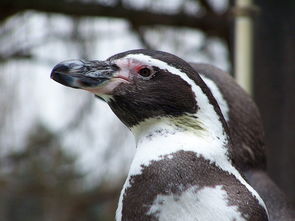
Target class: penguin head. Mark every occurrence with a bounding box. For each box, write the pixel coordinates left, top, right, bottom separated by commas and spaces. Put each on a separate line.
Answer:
51, 49, 226, 134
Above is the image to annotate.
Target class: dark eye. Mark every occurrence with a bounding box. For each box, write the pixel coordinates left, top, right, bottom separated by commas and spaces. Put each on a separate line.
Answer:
138, 68, 152, 78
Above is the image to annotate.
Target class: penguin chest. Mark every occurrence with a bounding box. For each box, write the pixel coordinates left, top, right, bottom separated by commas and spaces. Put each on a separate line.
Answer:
147, 185, 246, 221
117, 150, 268, 221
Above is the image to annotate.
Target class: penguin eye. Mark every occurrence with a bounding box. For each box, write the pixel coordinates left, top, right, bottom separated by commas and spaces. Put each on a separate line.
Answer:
138, 67, 153, 79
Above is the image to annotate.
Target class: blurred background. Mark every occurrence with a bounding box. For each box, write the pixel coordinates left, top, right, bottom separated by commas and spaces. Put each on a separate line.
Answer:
0, 0, 294, 220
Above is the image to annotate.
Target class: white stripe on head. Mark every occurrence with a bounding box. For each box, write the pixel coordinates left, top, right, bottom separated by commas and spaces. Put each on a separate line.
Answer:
200, 74, 229, 122
124, 53, 227, 143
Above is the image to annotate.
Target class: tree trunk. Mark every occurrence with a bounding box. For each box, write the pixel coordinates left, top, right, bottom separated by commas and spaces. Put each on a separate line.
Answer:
254, 0, 295, 204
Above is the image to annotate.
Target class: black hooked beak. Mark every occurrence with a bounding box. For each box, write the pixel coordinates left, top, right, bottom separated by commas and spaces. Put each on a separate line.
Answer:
50, 60, 119, 89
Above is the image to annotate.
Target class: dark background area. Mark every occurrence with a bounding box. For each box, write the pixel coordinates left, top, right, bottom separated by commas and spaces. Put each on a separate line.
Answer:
253, 0, 295, 204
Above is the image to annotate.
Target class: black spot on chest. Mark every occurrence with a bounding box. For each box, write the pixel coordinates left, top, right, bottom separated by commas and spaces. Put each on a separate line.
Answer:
121, 151, 268, 221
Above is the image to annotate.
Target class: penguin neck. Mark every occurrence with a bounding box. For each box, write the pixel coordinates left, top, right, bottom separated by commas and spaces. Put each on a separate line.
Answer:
130, 114, 230, 167
132, 115, 204, 141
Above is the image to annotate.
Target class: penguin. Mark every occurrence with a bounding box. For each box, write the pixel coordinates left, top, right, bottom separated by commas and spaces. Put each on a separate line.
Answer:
190, 63, 295, 221
51, 49, 272, 221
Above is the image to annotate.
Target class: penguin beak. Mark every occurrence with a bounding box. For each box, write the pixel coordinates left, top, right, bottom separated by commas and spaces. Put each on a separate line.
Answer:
50, 60, 127, 94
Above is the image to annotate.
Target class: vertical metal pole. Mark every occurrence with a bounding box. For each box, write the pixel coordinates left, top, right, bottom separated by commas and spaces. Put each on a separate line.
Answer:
234, 0, 254, 95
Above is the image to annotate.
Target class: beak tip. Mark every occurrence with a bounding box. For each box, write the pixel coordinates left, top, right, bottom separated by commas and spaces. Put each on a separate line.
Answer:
51, 63, 71, 75
50, 60, 81, 87
50, 71, 69, 86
